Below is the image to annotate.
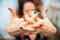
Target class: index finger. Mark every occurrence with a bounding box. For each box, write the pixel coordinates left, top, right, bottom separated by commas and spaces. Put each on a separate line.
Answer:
8, 7, 16, 16
40, 9, 47, 19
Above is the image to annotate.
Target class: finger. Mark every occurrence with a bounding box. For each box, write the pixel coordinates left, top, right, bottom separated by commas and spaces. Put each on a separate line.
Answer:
24, 27, 35, 32
25, 15, 36, 24
30, 10, 37, 19
19, 26, 35, 32
36, 17, 44, 27
8, 7, 16, 16
31, 10, 41, 20
31, 12, 41, 22
20, 22, 28, 26
29, 22, 40, 28
31, 12, 41, 20
41, 9, 47, 18
36, 17, 43, 22
30, 20, 43, 28
33, 23, 43, 28
31, 12, 38, 20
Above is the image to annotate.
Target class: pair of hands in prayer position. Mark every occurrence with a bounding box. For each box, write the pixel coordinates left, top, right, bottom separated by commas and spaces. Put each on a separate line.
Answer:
8, 7, 57, 36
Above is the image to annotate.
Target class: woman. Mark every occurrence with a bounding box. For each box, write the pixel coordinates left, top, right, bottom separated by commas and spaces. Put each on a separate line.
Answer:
7, 0, 57, 40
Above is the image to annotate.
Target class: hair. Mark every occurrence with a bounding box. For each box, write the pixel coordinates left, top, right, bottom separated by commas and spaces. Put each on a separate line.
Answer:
17, 0, 43, 18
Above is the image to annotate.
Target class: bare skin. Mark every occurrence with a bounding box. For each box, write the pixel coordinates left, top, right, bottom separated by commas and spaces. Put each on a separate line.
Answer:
7, 2, 57, 40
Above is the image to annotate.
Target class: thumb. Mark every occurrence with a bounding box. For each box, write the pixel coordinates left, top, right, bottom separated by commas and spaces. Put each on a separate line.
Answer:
41, 9, 47, 18
8, 7, 16, 16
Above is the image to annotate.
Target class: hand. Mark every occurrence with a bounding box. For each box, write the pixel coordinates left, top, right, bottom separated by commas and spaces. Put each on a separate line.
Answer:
7, 7, 36, 36
34, 9, 57, 36
24, 9, 57, 36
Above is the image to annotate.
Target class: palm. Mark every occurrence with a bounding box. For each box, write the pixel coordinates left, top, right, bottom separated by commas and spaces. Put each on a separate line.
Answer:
8, 7, 35, 35
8, 7, 25, 27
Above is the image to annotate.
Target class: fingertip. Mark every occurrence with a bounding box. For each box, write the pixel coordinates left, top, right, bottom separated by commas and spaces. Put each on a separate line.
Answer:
39, 23, 43, 27
22, 15, 25, 18
44, 9, 48, 12
8, 7, 12, 11
37, 12, 41, 16
8, 7, 16, 14
8, 7, 11, 11
22, 33, 27, 37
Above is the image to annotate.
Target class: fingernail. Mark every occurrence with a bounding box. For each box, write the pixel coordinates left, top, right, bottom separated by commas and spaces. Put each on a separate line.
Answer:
8, 8, 10, 10
38, 12, 41, 16
20, 26, 23, 29
34, 10, 37, 14
23, 33, 27, 37
39, 23, 43, 27
22, 15, 25, 18
24, 35, 30, 40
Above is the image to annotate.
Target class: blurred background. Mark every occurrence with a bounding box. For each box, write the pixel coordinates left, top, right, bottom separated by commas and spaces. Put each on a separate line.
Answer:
0, 0, 60, 40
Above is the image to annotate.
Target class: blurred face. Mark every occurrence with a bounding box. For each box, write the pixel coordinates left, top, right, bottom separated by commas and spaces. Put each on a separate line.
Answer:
23, 2, 36, 15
